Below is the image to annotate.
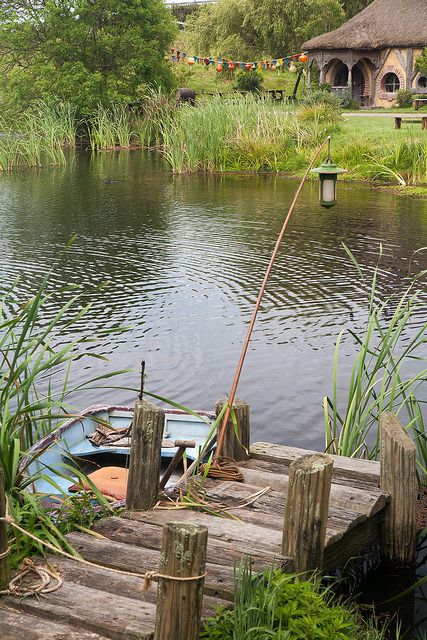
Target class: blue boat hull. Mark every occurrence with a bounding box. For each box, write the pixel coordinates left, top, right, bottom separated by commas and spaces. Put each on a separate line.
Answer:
26, 404, 214, 496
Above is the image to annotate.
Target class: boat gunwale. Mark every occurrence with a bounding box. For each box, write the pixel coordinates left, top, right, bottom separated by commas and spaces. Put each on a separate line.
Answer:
22, 404, 216, 473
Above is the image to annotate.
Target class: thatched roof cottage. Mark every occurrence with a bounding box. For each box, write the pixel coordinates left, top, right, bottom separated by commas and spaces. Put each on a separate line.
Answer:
303, 0, 427, 107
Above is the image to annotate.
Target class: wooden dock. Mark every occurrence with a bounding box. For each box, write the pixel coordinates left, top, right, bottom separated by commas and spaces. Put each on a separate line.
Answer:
0, 410, 417, 640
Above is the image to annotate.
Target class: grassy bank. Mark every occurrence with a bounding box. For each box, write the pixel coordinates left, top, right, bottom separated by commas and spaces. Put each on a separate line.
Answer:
153, 95, 427, 186
2, 93, 427, 189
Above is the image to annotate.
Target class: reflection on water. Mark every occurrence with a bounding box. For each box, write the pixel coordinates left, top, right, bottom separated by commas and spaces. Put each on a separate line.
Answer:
0, 151, 427, 450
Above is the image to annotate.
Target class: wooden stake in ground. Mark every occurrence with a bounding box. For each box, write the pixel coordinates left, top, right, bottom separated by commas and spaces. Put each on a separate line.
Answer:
126, 399, 165, 511
380, 412, 416, 567
282, 453, 333, 577
215, 399, 250, 462
154, 522, 208, 640
0, 468, 10, 590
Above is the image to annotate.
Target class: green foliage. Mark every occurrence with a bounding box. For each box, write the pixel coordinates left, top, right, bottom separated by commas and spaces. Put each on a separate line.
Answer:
200, 564, 391, 639
185, 0, 345, 60
234, 70, 264, 93
0, 0, 177, 116
0, 264, 134, 563
300, 88, 343, 109
159, 95, 340, 174
396, 89, 414, 108
415, 48, 427, 76
341, 0, 372, 18
324, 245, 427, 485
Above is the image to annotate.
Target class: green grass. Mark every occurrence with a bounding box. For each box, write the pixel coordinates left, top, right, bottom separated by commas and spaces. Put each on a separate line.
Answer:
172, 63, 303, 96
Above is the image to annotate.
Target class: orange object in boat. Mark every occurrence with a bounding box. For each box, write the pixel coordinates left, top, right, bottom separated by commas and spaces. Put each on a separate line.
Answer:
69, 467, 128, 501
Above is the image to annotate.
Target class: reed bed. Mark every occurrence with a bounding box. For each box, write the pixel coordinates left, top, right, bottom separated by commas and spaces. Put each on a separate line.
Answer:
0, 101, 78, 171
88, 104, 136, 151
159, 95, 340, 174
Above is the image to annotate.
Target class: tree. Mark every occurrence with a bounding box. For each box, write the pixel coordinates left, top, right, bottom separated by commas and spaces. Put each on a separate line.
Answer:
415, 48, 427, 76
185, 0, 345, 60
0, 0, 177, 114
341, 0, 372, 18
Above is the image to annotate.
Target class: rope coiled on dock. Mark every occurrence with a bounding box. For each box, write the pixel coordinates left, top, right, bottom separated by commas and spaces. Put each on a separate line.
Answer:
202, 457, 244, 482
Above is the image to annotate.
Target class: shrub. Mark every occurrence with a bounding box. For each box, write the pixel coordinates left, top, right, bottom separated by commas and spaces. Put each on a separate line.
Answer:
396, 88, 414, 108
234, 69, 263, 93
339, 88, 359, 110
300, 88, 343, 110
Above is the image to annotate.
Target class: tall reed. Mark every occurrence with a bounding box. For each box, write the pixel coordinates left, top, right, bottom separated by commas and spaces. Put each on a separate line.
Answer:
324, 245, 427, 484
159, 96, 342, 174
88, 104, 135, 151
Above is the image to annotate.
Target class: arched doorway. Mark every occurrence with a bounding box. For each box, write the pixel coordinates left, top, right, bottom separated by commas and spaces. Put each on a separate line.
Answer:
351, 64, 365, 104
333, 62, 348, 87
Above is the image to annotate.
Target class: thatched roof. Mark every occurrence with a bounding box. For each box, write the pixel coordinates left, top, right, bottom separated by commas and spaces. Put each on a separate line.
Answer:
303, 0, 427, 50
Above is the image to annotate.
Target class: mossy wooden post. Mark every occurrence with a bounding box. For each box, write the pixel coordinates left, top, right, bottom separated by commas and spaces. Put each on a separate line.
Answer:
215, 398, 250, 461
0, 468, 10, 591
380, 412, 416, 567
126, 399, 165, 511
282, 454, 333, 577
154, 522, 208, 640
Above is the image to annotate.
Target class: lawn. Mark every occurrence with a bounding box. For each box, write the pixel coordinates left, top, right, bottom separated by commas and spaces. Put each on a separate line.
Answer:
172, 63, 303, 96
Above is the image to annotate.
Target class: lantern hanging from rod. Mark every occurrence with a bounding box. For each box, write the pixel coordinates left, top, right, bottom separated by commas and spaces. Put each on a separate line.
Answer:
187, 57, 195, 66
289, 62, 297, 73
310, 138, 347, 208
216, 63, 223, 72
244, 62, 252, 71
229, 62, 235, 71
299, 53, 308, 63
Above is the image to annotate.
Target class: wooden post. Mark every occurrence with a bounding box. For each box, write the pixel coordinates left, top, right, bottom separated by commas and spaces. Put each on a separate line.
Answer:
282, 454, 333, 577
0, 468, 10, 591
380, 412, 416, 567
154, 522, 208, 640
215, 398, 250, 461
126, 399, 165, 511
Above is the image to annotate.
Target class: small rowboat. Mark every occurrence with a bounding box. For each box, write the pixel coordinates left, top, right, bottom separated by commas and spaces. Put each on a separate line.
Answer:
27, 404, 215, 496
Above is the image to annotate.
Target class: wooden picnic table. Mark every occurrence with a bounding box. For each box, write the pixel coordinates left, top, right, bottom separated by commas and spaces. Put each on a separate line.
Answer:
413, 98, 427, 110
395, 115, 427, 129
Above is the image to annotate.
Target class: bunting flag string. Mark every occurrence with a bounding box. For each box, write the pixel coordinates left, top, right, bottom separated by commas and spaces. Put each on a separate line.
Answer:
167, 49, 308, 72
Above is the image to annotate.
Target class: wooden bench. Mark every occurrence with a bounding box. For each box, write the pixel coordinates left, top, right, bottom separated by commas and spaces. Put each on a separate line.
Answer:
413, 98, 427, 110
395, 116, 427, 129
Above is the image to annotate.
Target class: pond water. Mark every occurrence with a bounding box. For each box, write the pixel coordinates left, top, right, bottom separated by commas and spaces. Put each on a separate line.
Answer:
1, 151, 427, 451
0, 152, 427, 449
1, 150, 427, 634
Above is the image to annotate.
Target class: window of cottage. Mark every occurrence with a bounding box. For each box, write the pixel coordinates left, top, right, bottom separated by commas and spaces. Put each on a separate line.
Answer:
418, 76, 427, 89
383, 73, 400, 93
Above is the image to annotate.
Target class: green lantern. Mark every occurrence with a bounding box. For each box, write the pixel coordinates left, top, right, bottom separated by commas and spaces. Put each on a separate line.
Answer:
311, 138, 347, 208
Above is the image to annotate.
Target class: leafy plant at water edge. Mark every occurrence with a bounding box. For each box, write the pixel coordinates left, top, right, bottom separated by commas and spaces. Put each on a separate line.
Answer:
0, 257, 131, 561
200, 563, 392, 639
324, 245, 427, 483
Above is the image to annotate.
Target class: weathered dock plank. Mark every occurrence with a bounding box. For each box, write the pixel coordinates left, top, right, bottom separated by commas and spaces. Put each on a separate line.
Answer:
34, 555, 227, 618
65, 531, 235, 600
93, 516, 291, 571
249, 443, 381, 489
2, 581, 156, 640
235, 465, 388, 516
0, 607, 110, 640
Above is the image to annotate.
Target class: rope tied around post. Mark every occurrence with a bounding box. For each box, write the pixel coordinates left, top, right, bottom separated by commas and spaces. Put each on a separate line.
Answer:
0, 514, 208, 597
